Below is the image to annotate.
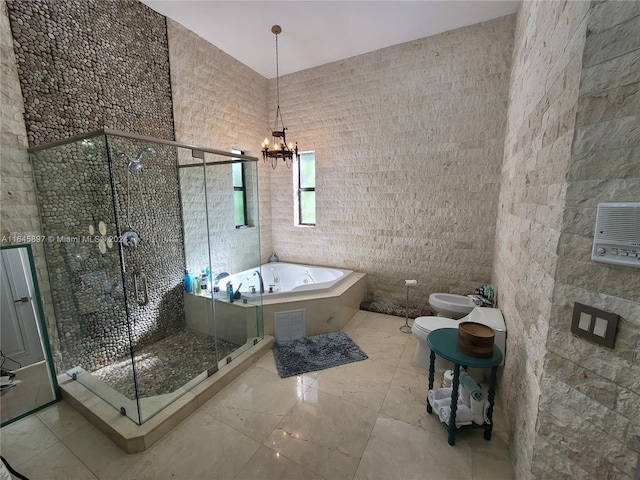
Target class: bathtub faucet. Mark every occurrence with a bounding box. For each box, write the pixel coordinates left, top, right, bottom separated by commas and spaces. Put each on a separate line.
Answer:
214, 272, 229, 284
253, 270, 264, 294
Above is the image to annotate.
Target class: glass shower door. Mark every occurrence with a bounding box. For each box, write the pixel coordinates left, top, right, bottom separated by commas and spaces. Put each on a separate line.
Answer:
106, 136, 194, 422
31, 134, 141, 423
203, 154, 263, 367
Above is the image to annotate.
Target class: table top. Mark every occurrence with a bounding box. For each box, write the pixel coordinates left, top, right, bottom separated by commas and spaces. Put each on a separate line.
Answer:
427, 328, 503, 367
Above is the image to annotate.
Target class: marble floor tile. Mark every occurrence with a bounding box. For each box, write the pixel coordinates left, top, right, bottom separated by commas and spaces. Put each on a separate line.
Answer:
120, 411, 260, 480
233, 445, 325, 480
0, 415, 58, 466
341, 310, 366, 334
350, 325, 409, 367
312, 357, 396, 411
60, 423, 144, 480
0, 362, 56, 425
265, 387, 378, 480
398, 334, 430, 374
380, 366, 433, 430
469, 434, 515, 480
354, 414, 473, 480
11, 440, 99, 480
253, 350, 279, 374
0, 310, 515, 480
201, 366, 312, 442
359, 312, 411, 336
36, 400, 91, 439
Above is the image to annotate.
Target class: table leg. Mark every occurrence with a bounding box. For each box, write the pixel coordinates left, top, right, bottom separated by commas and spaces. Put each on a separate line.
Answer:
427, 349, 435, 413
484, 365, 497, 441
448, 364, 460, 446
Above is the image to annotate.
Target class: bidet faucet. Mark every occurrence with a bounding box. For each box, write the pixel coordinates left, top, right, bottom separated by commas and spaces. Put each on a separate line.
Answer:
253, 270, 264, 294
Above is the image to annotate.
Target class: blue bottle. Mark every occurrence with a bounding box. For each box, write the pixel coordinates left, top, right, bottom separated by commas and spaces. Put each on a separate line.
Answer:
227, 282, 234, 303
185, 270, 193, 293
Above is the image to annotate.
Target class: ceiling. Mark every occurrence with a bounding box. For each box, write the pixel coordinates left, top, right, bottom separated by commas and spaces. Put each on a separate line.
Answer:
142, 1, 520, 79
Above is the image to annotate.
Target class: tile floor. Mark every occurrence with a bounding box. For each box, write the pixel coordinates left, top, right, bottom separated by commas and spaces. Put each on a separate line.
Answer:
0, 311, 515, 480
1, 361, 56, 424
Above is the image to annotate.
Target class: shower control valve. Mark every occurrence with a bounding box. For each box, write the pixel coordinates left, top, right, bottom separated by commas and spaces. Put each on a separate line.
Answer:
121, 230, 140, 248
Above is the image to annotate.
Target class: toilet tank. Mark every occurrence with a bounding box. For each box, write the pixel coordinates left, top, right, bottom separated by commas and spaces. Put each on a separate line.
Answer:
467, 307, 507, 365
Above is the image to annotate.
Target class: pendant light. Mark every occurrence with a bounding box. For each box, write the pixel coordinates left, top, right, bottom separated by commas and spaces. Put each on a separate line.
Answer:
261, 25, 298, 169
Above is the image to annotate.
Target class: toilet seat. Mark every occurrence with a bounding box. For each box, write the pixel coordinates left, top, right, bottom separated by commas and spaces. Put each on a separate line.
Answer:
413, 316, 459, 335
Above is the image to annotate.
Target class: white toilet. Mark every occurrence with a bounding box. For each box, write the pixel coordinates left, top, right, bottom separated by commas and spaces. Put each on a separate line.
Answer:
411, 306, 507, 373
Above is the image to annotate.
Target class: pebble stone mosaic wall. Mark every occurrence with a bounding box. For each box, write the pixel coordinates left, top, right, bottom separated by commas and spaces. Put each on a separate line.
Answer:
6, 0, 185, 373
30, 138, 130, 371
0, 0, 62, 370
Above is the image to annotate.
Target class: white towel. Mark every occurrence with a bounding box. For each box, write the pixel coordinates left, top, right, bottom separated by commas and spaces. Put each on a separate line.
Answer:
438, 405, 474, 428
427, 387, 451, 406
471, 397, 485, 424
428, 387, 471, 416
433, 397, 451, 414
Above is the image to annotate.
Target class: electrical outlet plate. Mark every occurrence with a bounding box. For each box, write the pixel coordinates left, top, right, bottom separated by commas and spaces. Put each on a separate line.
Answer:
570, 302, 620, 349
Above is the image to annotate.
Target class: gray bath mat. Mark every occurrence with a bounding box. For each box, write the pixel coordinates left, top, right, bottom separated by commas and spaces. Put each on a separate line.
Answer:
272, 331, 368, 378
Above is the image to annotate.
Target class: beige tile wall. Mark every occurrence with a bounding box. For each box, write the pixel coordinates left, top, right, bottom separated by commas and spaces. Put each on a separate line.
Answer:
495, 1, 640, 478
265, 16, 516, 307
166, 20, 273, 264
536, 1, 640, 477
493, 1, 591, 477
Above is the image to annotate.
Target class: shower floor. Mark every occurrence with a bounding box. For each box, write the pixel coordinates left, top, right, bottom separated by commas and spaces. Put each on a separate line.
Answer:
92, 329, 240, 399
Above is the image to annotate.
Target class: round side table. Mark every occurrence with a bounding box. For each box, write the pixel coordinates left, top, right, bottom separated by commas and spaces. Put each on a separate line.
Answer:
426, 328, 503, 446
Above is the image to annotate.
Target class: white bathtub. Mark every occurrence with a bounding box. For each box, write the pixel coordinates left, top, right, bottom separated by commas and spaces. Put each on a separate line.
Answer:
218, 262, 352, 298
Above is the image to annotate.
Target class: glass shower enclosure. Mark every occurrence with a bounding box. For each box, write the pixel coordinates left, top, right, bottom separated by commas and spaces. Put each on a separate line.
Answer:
29, 129, 263, 424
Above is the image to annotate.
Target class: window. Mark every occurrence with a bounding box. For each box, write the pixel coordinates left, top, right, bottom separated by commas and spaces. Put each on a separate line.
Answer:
296, 151, 316, 226
231, 149, 247, 228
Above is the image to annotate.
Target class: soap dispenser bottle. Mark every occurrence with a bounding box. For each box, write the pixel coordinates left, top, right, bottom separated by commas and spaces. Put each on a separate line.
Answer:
200, 270, 208, 293
185, 270, 194, 293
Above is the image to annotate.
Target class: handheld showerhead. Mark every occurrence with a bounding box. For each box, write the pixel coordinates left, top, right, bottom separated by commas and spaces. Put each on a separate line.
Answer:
127, 147, 155, 172
135, 147, 155, 162
129, 161, 143, 172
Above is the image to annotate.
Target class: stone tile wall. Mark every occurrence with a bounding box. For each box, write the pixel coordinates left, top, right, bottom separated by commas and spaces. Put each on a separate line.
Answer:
493, 2, 591, 477
266, 16, 515, 307
495, 1, 640, 478
535, 1, 640, 478
167, 20, 272, 268
179, 159, 261, 279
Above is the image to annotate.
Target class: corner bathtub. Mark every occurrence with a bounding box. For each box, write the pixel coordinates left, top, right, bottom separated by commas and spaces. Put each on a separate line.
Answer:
221, 262, 352, 297
213, 262, 367, 338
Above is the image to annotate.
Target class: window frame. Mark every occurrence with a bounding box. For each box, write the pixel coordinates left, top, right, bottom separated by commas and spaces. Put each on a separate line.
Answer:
231, 149, 248, 228
296, 150, 316, 227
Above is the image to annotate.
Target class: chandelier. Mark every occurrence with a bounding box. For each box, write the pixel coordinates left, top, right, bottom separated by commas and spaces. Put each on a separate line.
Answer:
261, 25, 298, 169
